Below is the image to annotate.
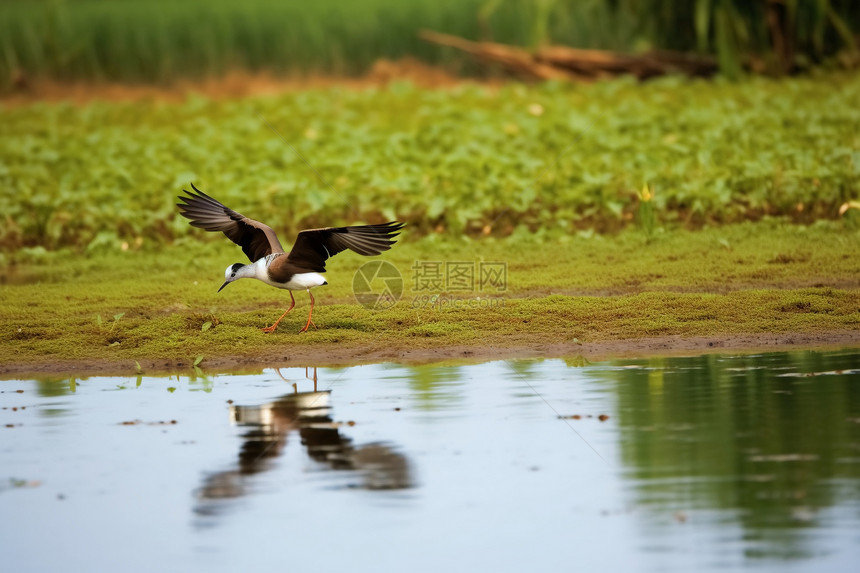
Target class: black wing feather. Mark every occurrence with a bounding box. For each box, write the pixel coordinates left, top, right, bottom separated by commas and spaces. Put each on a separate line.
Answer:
176, 183, 284, 262
287, 222, 405, 272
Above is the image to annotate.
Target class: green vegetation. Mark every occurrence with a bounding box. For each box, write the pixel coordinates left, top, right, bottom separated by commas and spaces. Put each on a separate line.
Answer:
0, 0, 481, 84
1, 222, 858, 372
1, 0, 858, 86
600, 0, 860, 76
3, 74, 860, 253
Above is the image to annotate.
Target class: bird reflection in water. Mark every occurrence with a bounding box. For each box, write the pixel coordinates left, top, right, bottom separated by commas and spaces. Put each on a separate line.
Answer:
195, 368, 411, 517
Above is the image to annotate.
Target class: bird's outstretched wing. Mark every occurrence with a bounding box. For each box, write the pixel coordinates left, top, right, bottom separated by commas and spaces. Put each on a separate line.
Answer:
287, 222, 405, 272
176, 183, 285, 262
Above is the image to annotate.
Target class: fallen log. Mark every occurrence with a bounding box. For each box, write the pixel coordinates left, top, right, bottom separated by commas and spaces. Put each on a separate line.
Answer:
418, 30, 582, 81
420, 29, 719, 80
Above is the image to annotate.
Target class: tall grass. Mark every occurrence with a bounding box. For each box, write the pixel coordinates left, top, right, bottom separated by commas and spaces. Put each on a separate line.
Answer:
603, 0, 860, 77
0, 0, 858, 86
0, 0, 508, 84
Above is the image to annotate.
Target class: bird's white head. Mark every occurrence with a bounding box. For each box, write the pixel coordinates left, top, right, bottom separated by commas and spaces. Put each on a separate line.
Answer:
218, 263, 249, 293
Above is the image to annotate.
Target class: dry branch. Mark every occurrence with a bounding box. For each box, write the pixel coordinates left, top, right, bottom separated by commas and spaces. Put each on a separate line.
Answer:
420, 30, 718, 80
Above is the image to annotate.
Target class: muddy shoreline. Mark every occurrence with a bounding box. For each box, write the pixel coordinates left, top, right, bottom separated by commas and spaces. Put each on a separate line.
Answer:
2, 330, 857, 379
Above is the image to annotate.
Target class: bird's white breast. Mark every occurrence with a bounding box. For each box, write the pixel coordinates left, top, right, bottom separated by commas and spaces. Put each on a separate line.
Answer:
283, 272, 327, 290
252, 258, 326, 290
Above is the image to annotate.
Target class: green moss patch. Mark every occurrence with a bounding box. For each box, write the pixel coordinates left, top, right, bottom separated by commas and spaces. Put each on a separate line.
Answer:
1, 221, 858, 374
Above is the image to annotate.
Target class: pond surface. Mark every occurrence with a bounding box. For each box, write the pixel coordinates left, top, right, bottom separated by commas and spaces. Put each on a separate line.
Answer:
2, 349, 859, 572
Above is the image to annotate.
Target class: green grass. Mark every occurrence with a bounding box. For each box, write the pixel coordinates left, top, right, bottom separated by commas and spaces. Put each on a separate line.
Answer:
2, 1, 858, 85
3, 74, 860, 253
1, 221, 858, 372
0, 0, 563, 84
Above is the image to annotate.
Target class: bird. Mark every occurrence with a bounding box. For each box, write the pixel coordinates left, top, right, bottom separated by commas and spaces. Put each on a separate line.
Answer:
176, 184, 404, 333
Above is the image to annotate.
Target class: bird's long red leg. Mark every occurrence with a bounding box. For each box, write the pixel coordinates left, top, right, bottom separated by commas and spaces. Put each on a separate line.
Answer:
299, 289, 318, 333
262, 291, 296, 333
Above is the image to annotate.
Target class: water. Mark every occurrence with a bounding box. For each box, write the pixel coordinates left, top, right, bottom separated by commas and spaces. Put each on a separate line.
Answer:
1, 350, 859, 572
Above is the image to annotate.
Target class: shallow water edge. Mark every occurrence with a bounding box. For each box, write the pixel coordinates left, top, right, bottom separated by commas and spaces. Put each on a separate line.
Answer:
2, 349, 859, 572
2, 330, 858, 378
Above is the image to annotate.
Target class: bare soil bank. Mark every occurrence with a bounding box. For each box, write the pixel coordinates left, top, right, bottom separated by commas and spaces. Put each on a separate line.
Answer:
2, 330, 857, 379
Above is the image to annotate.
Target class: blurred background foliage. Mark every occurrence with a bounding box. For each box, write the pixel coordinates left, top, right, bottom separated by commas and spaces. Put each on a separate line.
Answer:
1, 0, 858, 87
2, 75, 859, 252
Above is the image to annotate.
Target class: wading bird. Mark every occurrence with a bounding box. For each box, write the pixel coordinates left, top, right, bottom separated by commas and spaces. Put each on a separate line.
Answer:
177, 184, 404, 333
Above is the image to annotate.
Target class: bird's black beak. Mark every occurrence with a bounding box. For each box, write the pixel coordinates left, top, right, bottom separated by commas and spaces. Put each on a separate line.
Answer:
218, 281, 230, 293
